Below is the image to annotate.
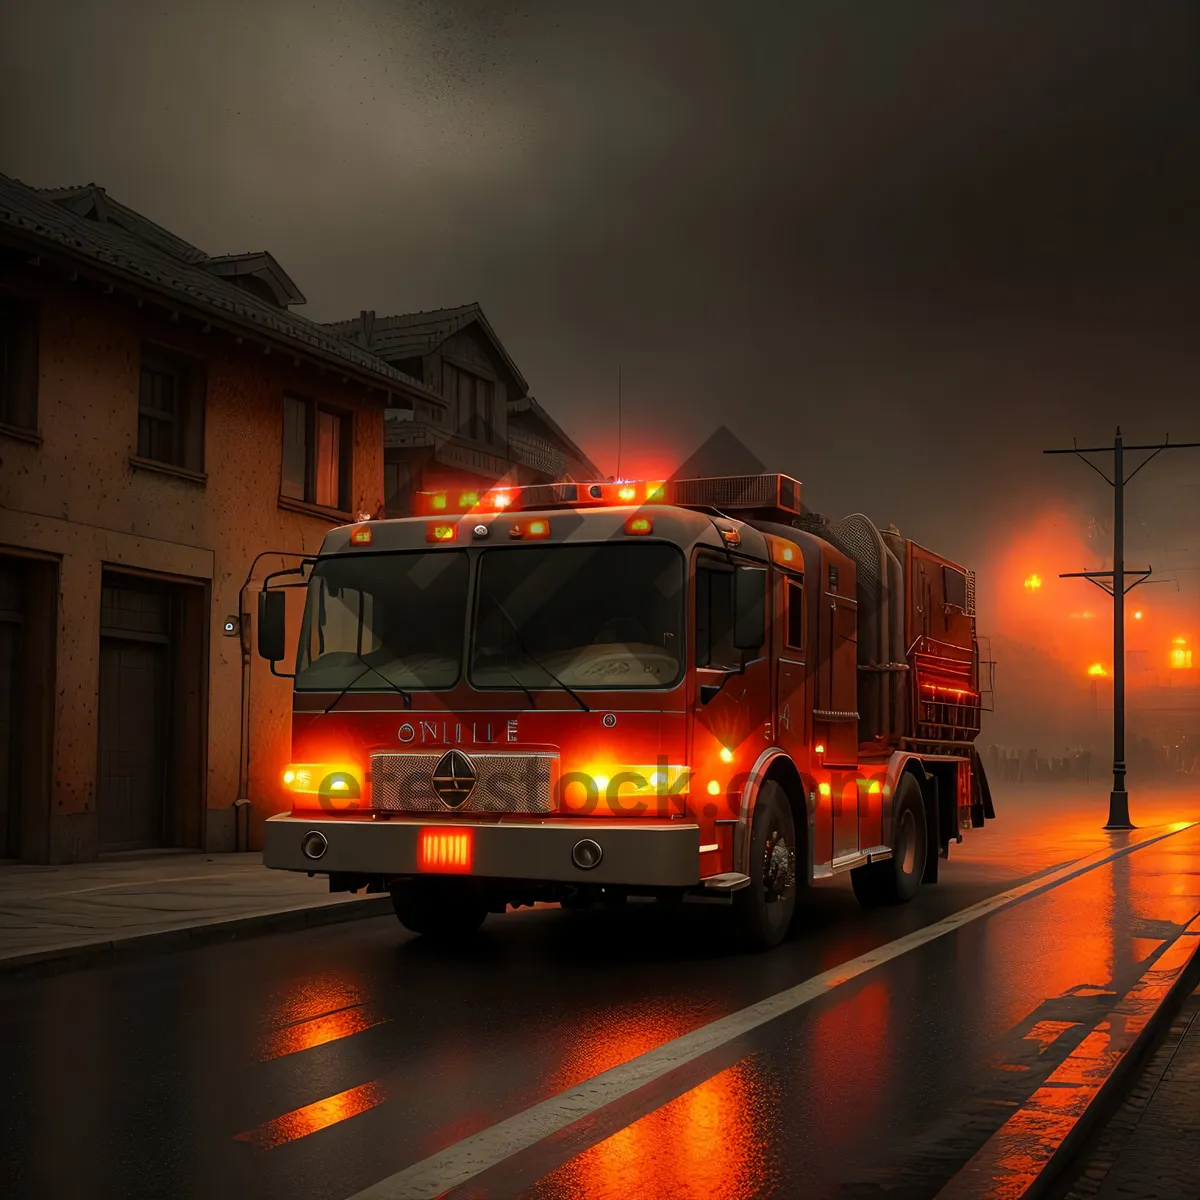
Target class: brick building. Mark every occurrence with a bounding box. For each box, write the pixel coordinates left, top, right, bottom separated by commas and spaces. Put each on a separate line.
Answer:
324, 305, 601, 514
0, 174, 453, 862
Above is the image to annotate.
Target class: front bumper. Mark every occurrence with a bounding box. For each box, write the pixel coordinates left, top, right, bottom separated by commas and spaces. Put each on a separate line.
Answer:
263, 814, 702, 888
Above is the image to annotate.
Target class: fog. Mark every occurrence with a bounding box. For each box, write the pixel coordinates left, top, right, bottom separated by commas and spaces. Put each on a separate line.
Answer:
4, 0, 1199, 749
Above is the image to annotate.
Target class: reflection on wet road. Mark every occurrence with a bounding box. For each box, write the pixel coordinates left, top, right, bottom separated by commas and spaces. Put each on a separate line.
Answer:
2, 786, 1199, 1200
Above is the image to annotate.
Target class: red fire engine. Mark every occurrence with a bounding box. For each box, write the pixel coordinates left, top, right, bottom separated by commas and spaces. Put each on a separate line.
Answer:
258, 473, 994, 949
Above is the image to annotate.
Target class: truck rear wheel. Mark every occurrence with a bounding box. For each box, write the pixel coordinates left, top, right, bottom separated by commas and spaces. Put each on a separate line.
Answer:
390, 878, 488, 940
731, 781, 798, 950
851, 773, 927, 907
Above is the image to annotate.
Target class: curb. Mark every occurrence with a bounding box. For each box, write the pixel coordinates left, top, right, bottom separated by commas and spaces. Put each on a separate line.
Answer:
0, 893, 394, 980
936, 912, 1200, 1200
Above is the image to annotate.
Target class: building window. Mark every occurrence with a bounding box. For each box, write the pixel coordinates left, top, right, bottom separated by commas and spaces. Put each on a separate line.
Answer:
0, 296, 39, 432
443, 361, 495, 444
281, 394, 352, 511
138, 345, 205, 470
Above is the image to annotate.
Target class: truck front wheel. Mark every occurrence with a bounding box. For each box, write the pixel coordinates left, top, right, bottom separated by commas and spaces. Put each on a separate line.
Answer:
390, 878, 488, 940
851, 773, 927, 907
731, 781, 798, 950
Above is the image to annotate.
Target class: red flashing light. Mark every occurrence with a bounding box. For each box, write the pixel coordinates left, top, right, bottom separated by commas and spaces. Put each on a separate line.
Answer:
524, 519, 550, 539
426, 522, 457, 543
418, 828, 473, 873
625, 515, 653, 535
349, 525, 373, 546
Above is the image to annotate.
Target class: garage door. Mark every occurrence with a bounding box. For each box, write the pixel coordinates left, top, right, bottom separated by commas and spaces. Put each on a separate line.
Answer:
0, 563, 21, 859
98, 580, 170, 852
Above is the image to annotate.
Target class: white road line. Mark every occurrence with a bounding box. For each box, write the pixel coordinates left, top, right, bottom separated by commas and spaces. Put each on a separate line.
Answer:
346, 822, 1196, 1200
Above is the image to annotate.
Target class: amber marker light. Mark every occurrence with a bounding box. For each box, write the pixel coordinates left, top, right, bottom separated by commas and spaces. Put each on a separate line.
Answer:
417, 828, 473, 873
719, 746, 734, 763
818, 782, 832, 797
706, 779, 721, 796
814, 743, 825, 755
525, 519, 550, 539
426, 522, 457, 543
625, 515, 653, 535
349, 525, 372, 546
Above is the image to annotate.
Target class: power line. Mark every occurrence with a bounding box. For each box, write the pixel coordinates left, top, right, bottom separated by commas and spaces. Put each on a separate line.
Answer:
1044, 427, 1200, 830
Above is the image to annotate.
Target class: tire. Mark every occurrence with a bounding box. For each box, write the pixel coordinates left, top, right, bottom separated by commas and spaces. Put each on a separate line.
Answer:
851, 773, 928, 907
731, 780, 799, 950
390, 878, 488, 939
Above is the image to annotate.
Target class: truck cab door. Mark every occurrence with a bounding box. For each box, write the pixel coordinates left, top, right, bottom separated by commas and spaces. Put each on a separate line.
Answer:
692, 556, 771, 860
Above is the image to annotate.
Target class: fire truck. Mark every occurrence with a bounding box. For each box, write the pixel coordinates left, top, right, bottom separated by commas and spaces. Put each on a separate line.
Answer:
257, 473, 994, 950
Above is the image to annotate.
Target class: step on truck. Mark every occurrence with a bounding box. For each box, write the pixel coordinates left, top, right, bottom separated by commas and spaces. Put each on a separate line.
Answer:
258, 472, 995, 949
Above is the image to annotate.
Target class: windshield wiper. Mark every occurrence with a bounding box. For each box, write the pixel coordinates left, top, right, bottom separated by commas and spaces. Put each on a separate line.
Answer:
322, 653, 413, 715
498, 660, 538, 709
484, 592, 590, 713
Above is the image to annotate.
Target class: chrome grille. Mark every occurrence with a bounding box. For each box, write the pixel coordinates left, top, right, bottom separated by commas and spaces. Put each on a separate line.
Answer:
369, 752, 557, 814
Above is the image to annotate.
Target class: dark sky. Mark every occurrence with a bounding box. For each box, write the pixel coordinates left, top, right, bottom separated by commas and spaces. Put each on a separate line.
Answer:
4, 0, 1200, 577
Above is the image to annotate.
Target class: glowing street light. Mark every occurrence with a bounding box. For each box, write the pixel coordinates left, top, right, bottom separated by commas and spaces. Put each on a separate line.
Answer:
1087, 663, 1109, 678
1024, 573, 1043, 591
1170, 637, 1192, 670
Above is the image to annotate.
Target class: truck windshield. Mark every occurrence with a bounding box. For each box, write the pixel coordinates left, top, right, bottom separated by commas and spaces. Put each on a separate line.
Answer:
295, 551, 469, 691
471, 543, 684, 690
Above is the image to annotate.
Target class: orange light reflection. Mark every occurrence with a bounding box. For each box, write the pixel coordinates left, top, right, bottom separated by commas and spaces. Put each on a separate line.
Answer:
259, 1006, 387, 1061
234, 1080, 386, 1149
541, 1059, 776, 1200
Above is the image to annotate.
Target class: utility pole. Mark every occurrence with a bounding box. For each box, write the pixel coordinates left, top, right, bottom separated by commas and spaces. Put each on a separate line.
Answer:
616, 363, 623, 481
1044, 427, 1200, 830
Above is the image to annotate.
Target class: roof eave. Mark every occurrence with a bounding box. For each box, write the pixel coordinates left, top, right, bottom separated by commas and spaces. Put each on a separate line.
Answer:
0, 223, 440, 404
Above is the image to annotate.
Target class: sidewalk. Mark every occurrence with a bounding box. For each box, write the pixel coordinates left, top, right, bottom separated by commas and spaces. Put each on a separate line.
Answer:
0, 852, 391, 974
1063, 984, 1200, 1200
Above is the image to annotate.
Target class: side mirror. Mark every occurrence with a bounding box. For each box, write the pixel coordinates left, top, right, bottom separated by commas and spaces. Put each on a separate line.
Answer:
257, 589, 287, 662
733, 566, 767, 651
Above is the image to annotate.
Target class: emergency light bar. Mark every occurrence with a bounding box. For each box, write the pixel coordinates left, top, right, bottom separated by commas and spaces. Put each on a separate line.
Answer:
412, 473, 801, 518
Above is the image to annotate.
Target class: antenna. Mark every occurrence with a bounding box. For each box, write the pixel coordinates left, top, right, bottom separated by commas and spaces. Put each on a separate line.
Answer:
616, 363, 622, 481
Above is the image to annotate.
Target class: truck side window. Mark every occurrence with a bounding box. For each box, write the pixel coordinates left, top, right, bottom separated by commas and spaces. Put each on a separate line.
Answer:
942, 565, 968, 611
695, 562, 739, 670
785, 579, 804, 649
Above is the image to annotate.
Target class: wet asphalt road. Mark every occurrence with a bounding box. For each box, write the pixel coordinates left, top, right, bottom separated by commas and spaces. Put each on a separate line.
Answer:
3, 786, 1200, 1200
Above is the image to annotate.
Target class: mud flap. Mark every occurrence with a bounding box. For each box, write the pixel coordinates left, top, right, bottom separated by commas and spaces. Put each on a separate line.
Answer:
922, 773, 941, 883
969, 746, 996, 825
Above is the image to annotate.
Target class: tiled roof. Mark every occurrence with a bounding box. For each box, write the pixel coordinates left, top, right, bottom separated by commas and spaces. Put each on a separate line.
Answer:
0, 174, 436, 398
323, 303, 530, 395
508, 394, 603, 479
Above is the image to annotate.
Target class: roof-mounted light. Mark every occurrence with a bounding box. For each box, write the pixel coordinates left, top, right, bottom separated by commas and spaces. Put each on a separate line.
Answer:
412, 472, 801, 519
